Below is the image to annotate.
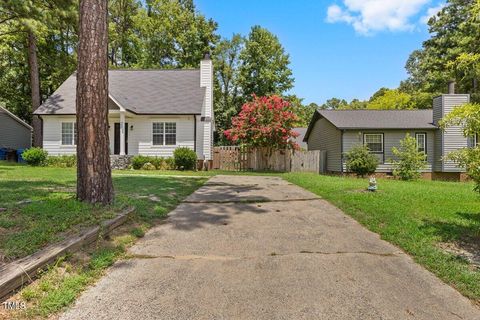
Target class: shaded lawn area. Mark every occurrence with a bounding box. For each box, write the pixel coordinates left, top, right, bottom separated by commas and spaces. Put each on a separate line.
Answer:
0, 162, 207, 260
284, 172, 480, 302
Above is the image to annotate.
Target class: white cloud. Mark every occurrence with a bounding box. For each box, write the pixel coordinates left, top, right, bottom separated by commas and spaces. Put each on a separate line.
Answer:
326, 0, 431, 35
420, 4, 445, 24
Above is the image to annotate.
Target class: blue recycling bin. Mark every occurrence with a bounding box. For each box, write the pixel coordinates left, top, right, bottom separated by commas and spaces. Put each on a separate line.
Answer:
0, 148, 6, 160
16, 149, 26, 163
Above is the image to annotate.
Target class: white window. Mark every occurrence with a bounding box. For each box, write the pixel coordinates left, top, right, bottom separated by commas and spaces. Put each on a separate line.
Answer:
61, 122, 77, 145
152, 122, 164, 145
152, 122, 176, 146
364, 133, 383, 153
415, 133, 426, 153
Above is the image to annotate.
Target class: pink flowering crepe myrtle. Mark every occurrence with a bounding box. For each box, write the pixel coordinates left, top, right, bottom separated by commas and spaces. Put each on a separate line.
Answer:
224, 95, 300, 150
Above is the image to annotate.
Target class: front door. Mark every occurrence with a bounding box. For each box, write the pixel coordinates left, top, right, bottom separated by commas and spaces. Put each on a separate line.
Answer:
114, 123, 128, 155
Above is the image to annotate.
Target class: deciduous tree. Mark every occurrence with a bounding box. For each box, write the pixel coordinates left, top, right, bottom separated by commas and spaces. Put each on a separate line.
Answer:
224, 95, 299, 150
239, 26, 293, 97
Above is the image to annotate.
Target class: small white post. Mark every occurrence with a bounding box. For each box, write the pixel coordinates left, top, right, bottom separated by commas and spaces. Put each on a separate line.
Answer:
120, 111, 125, 155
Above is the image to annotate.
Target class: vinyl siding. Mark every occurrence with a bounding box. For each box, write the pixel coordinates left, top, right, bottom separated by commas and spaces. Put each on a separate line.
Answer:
133, 115, 194, 157
307, 117, 342, 172
42, 114, 196, 157
200, 59, 213, 160
0, 110, 31, 149
342, 130, 435, 173
432, 96, 443, 171
42, 115, 77, 155
441, 95, 469, 172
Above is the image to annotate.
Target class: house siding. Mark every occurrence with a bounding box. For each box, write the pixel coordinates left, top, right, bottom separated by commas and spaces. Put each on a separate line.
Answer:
0, 109, 31, 149
200, 59, 213, 160
307, 117, 342, 172
42, 114, 196, 157
432, 97, 443, 171
432, 94, 469, 172
342, 130, 435, 173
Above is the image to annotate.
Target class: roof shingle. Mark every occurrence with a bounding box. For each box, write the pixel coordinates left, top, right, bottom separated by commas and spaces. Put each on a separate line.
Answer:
34, 70, 205, 115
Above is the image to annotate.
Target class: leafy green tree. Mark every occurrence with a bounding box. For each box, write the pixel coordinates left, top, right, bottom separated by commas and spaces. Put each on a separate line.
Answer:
213, 34, 244, 143
347, 99, 368, 109
109, 0, 142, 67
369, 87, 389, 102
391, 134, 427, 180
284, 95, 317, 127
367, 89, 413, 110
404, 0, 479, 99
239, 25, 293, 97
439, 102, 480, 193
320, 98, 348, 110
137, 0, 218, 68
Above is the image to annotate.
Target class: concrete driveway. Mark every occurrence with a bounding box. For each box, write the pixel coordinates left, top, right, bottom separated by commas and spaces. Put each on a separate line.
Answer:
62, 175, 480, 320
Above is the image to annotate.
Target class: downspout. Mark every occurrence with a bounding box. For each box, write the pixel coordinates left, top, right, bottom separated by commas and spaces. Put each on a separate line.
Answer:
340, 130, 344, 173
193, 115, 197, 154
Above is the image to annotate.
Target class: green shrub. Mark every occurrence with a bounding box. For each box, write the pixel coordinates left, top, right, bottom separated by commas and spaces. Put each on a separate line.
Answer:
173, 147, 197, 170
166, 157, 175, 169
141, 162, 156, 170
47, 155, 77, 168
344, 145, 379, 177
131, 155, 150, 170
22, 147, 48, 166
131, 155, 175, 170
446, 146, 480, 193
392, 134, 427, 180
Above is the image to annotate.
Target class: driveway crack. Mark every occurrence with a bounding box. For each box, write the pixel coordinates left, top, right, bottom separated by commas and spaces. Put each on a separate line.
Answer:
126, 250, 404, 261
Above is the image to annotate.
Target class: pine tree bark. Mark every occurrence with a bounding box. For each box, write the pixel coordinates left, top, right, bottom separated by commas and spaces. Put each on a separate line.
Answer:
76, 0, 113, 205
27, 30, 43, 147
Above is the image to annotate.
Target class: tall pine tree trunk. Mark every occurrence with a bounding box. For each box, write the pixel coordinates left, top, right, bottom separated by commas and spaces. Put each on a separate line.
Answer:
76, 0, 113, 205
27, 30, 42, 147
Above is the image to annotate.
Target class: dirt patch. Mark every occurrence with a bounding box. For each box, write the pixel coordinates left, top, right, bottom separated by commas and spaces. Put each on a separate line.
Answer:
438, 240, 480, 268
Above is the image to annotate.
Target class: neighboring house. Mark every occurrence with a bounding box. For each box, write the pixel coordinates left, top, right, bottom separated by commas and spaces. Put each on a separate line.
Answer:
304, 91, 477, 180
0, 105, 32, 150
33, 55, 214, 160
292, 127, 308, 150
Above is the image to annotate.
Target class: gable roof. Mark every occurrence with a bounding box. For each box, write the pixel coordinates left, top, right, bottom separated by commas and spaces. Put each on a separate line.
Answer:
304, 109, 437, 142
0, 106, 32, 130
34, 70, 205, 115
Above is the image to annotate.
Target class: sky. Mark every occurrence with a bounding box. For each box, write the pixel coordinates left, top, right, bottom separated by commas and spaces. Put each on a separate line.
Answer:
195, 0, 445, 105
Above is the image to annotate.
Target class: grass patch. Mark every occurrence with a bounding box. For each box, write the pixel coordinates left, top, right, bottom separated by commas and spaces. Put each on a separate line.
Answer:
0, 162, 206, 260
284, 172, 480, 302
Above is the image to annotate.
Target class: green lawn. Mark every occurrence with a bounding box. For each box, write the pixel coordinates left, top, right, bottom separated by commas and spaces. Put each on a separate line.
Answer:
284, 172, 480, 302
0, 162, 207, 260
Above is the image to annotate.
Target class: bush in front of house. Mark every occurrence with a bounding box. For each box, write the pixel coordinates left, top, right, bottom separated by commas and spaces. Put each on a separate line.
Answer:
131, 155, 174, 170
141, 162, 156, 170
22, 147, 48, 166
131, 155, 150, 170
345, 145, 379, 177
391, 134, 427, 180
173, 147, 197, 170
47, 155, 77, 168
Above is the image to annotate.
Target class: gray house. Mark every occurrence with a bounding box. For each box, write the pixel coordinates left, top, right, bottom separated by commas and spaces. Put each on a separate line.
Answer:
304, 92, 477, 180
0, 106, 32, 149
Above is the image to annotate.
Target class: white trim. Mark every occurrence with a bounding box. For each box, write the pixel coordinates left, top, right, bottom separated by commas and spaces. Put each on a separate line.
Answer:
363, 133, 384, 153
152, 121, 177, 146
109, 94, 126, 112
61, 122, 77, 146
415, 132, 427, 153
0, 106, 33, 130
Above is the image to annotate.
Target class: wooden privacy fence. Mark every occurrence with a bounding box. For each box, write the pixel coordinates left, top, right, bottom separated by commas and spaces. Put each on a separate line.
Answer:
213, 146, 327, 173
